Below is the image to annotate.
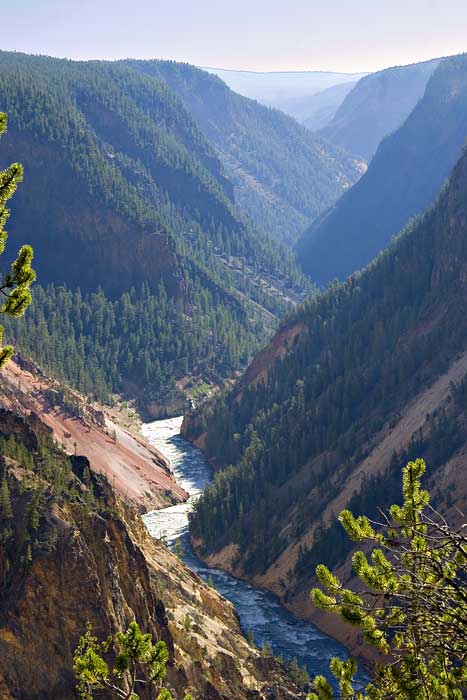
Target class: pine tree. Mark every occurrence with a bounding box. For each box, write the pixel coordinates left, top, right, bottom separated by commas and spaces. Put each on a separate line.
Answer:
74, 621, 192, 700
309, 459, 467, 699
0, 473, 12, 519
24, 543, 32, 565
174, 537, 184, 561
0, 113, 35, 368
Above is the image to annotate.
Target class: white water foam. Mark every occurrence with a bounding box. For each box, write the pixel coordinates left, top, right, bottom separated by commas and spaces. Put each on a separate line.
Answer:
141, 417, 368, 686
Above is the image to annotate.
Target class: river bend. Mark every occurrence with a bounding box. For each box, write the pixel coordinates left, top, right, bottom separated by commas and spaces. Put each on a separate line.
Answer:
142, 416, 362, 684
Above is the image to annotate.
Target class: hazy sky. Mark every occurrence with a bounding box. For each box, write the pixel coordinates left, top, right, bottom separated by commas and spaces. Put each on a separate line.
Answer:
3, 0, 467, 73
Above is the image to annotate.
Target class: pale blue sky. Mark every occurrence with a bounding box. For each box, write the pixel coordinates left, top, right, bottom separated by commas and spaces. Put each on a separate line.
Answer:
3, 0, 467, 72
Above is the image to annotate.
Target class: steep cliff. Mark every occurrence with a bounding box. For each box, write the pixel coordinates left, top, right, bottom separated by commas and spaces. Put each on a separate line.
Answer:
0, 408, 301, 700
0, 356, 186, 511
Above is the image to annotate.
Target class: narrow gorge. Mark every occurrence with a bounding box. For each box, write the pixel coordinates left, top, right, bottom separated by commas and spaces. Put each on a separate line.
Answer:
142, 417, 368, 687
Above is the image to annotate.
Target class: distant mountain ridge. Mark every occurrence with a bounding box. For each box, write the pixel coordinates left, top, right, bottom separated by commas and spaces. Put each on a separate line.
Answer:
128, 60, 365, 245
297, 53, 467, 286
202, 66, 367, 122
320, 57, 441, 160
301, 81, 358, 130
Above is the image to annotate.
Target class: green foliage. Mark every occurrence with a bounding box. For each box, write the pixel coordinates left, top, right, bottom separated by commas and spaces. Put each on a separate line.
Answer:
0, 51, 314, 398
74, 621, 175, 700
128, 60, 363, 246
187, 143, 467, 577
0, 49, 307, 295
182, 614, 192, 632
2, 281, 263, 404
174, 538, 184, 561
287, 657, 310, 689
296, 393, 467, 580
0, 431, 74, 501
0, 425, 101, 583
0, 471, 12, 518
308, 460, 467, 699
157, 691, 192, 700
0, 112, 35, 368
74, 627, 111, 700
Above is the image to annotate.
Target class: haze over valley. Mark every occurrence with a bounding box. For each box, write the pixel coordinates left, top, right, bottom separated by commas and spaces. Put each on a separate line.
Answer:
1, 3, 467, 699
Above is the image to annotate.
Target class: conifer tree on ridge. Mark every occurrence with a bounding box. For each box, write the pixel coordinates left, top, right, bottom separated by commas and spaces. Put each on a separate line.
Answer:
0, 113, 35, 368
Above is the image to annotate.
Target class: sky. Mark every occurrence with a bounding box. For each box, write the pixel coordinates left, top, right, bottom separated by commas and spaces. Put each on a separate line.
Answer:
3, 0, 467, 73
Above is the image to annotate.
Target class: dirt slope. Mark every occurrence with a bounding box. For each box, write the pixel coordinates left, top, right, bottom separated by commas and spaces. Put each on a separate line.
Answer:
0, 357, 187, 511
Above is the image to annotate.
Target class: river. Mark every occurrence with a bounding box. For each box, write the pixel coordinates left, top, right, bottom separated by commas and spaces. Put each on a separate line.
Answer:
142, 416, 366, 687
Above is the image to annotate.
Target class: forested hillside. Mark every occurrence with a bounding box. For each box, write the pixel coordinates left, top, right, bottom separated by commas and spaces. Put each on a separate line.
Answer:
183, 143, 467, 631
2, 282, 261, 407
320, 57, 440, 160
0, 50, 310, 411
297, 53, 467, 286
127, 60, 364, 245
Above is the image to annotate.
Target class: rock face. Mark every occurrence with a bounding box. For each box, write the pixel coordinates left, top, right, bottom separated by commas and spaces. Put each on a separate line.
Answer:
0, 357, 187, 511
0, 408, 300, 700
